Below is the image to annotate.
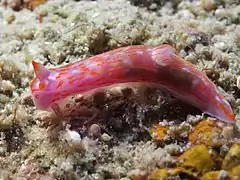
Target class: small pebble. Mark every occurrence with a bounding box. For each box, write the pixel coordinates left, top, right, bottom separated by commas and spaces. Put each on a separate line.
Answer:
0, 94, 9, 104
214, 42, 228, 51
237, 76, 240, 90
201, 0, 217, 11
221, 126, 233, 139
120, 178, 131, 180
0, 141, 7, 156
62, 128, 83, 152
88, 124, 101, 138
0, 80, 15, 92
179, 49, 187, 58
235, 120, 240, 133
185, 52, 198, 64
101, 133, 112, 142
186, 115, 203, 124
128, 169, 147, 178
236, 27, 240, 41
60, 157, 74, 172
6, 14, 15, 24
64, 129, 81, 144
218, 170, 228, 180
149, 3, 157, 10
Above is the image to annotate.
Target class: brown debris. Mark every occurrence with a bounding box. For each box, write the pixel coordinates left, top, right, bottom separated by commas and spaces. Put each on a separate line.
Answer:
1, 0, 47, 11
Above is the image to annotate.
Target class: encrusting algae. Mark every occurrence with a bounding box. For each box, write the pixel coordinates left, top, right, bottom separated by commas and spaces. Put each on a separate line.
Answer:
189, 119, 224, 147
222, 144, 240, 171
146, 143, 240, 180
177, 145, 214, 174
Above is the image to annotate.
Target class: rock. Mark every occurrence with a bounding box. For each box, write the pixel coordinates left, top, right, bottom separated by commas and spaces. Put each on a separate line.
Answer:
101, 133, 112, 142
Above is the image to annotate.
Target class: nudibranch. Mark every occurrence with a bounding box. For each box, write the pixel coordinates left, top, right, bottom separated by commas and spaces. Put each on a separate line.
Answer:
30, 44, 235, 123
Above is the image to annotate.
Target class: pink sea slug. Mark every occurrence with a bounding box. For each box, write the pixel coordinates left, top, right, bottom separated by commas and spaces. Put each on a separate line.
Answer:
30, 44, 235, 124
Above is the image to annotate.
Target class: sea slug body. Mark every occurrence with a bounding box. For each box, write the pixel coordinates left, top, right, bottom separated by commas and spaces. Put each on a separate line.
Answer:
30, 44, 235, 124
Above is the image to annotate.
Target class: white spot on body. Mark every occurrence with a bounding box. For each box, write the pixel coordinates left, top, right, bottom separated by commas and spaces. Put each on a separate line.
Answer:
83, 60, 99, 70
100, 53, 110, 59
222, 98, 230, 106
71, 69, 81, 74
136, 50, 144, 55
215, 95, 221, 102
48, 71, 60, 81
48, 74, 57, 80
33, 80, 40, 89
123, 53, 133, 66
182, 67, 190, 72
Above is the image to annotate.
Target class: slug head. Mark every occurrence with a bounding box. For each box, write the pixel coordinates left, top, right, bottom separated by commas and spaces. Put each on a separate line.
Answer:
31, 60, 53, 111
209, 93, 235, 124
